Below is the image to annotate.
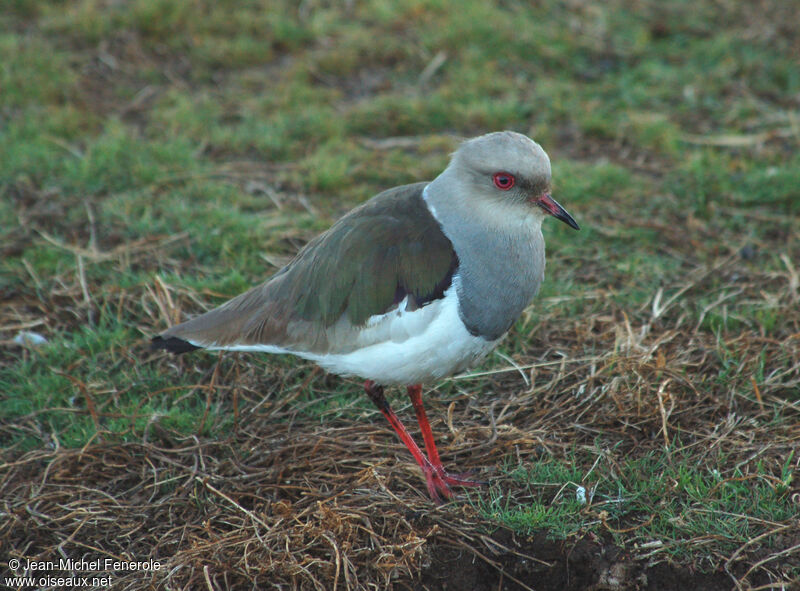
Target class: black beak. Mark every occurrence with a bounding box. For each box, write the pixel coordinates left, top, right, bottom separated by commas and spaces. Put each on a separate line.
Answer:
536, 193, 580, 230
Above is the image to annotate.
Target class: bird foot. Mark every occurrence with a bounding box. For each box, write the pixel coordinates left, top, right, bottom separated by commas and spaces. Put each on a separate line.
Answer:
422, 465, 487, 503
439, 469, 488, 488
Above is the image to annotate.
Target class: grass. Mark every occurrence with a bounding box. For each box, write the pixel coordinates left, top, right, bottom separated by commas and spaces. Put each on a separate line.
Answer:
1, 1, 799, 589
479, 447, 795, 557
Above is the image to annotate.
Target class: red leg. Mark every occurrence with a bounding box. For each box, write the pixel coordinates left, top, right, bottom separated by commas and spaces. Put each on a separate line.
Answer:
407, 384, 443, 467
407, 384, 486, 489
364, 380, 454, 502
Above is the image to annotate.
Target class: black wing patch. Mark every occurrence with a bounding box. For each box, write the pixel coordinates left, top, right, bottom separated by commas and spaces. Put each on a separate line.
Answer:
151, 335, 200, 354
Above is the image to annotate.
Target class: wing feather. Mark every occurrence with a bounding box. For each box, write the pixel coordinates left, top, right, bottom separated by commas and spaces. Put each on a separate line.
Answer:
154, 182, 458, 355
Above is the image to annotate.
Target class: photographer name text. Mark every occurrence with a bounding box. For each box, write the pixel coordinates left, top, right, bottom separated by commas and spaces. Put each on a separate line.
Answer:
16, 558, 161, 572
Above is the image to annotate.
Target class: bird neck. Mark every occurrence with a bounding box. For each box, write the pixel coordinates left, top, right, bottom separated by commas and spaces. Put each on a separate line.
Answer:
422, 180, 546, 340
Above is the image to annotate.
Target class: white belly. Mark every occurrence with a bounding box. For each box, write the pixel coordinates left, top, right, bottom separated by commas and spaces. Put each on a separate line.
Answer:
201, 281, 500, 385
303, 284, 499, 384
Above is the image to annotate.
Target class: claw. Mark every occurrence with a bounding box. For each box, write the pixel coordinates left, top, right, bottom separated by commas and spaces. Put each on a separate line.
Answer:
439, 470, 487, 488
423, 465, 488, 503
422, 465, 451, 503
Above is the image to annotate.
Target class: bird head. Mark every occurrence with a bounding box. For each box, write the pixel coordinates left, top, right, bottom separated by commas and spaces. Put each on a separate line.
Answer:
443, 131, 579, 230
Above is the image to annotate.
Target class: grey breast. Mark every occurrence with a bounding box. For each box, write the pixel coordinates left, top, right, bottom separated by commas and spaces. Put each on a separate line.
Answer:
445, 217, 546, 340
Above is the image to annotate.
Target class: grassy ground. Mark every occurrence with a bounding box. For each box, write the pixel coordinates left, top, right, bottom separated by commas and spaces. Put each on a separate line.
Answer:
2, 1, 799, 589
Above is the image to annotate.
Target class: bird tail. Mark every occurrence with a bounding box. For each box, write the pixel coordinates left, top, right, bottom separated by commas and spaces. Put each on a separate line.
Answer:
151, 335, 200, 354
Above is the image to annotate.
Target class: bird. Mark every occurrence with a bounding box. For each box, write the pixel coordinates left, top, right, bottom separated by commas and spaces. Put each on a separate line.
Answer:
152, 131, 579, 502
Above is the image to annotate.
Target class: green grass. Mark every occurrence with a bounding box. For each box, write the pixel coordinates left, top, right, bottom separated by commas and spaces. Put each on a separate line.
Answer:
478, 447, 795, 556
1, 0, 798, 583
0, 323, 233, 449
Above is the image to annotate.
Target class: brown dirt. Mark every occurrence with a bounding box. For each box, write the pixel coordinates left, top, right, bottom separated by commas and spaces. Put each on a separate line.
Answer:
422, 532, 734, 591
3, 366, 797, 591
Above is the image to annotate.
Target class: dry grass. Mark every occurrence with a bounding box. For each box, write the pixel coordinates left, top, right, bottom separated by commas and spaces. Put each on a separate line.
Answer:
4, 249, 799, 589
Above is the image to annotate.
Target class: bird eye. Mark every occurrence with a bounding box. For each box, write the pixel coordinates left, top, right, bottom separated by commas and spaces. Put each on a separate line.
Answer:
492, 172, 515, 190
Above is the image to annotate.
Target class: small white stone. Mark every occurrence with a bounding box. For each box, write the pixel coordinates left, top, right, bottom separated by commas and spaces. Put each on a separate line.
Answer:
13, 331, 48, 347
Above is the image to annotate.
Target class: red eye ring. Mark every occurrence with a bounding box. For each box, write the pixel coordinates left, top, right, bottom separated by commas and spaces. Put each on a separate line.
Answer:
492, 172, 515, 190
